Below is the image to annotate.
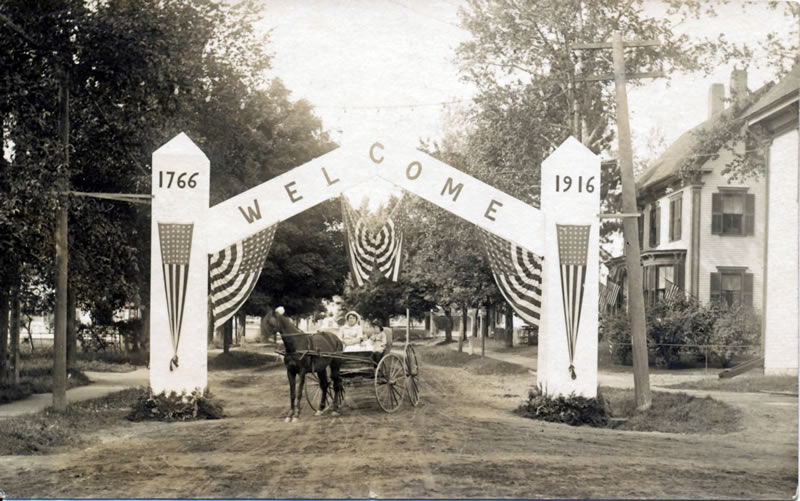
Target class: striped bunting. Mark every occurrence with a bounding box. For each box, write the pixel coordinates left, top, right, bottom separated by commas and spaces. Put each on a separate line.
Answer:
158, 223, 194, 371
479, 229, 543, 327
209, 226, 277, 331
341, 197, 403, 286
557, 224, 591, 380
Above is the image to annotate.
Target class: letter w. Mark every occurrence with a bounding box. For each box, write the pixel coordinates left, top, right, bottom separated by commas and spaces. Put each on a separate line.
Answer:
441, 177, 464, 202
238, 200, 262, 224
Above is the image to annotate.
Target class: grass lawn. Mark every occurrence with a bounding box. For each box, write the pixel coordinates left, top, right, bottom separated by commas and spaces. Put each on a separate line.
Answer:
663, 374, 798, 393
0, 388, 142, 455
422, 344, 530, 375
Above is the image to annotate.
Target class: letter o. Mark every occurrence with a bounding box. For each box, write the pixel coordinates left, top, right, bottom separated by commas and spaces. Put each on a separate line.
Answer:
369, 142, 384, 164
406, 161, 422, 180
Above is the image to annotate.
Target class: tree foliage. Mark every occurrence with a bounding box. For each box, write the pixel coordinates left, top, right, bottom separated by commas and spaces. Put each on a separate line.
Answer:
0, 0, 345, 325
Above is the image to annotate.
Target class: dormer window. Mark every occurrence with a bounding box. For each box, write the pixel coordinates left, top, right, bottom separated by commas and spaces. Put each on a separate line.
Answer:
712, 189, 755, 236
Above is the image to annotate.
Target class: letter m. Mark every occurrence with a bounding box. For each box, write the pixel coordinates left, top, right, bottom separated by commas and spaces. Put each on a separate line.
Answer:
441, 177, 464, 202
238, 200, 262, 224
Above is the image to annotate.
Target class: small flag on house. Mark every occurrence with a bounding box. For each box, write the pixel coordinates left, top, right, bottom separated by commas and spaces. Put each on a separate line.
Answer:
341, 197, 403, 286
557, 224, 591, 380
605, 280, 621, 309
664, 279, 682, 302
479, 229, 543, 327
209, 225, 277, 331
158, 222, 194, 371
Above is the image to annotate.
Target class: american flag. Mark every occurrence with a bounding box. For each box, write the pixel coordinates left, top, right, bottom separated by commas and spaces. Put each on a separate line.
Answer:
209, 226, 277, 331
479, 229, 543, 327
557, 224, 591, 380
341, 197, 403, 286
158, 223, 194, 370
605, 280, 621, 310
664, 279, 682, 302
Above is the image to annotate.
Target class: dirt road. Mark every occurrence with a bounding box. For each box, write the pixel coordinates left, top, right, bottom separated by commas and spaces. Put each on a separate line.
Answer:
0, 350, 796, 499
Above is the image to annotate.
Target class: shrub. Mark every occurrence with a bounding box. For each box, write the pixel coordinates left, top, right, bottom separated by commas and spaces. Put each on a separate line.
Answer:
515, 385, 609, 427
600, 311, 633, 364
127, 389, 224, 422
706, 305, 760, 367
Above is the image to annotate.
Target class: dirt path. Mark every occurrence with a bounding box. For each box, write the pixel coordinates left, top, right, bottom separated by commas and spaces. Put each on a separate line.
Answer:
0, 352, 796, 499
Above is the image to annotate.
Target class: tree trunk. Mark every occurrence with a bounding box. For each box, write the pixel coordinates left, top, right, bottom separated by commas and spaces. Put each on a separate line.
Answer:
481, 307, 490, 339
67, 285, 76, 367
140, 307, 149, 354
236, 310, 246, 345
0, 289, 8, 384
24, 317, 34, 352
207, 298, 215, 346
457, 307, 467, 353
10, 287, 20, 385
223, 318, 233, 354
443, 308, 452, 343
424, 312, 431, 333
504, 308, 514, 348
471, 309, 478, 338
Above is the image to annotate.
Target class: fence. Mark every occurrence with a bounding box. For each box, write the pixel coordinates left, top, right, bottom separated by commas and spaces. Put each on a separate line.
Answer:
606, 341, 760, 373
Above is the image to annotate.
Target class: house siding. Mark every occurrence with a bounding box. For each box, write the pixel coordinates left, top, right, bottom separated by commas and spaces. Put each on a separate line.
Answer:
696, 146, 765, 308
763, 128, 799, 375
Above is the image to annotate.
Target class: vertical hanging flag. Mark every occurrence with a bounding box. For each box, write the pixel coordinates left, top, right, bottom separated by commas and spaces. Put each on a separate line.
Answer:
557, 224, 591, 380
605, 280, 621, 309
341, 197, 403, 286
158, 223, 194, 371
209, 226, 277, 331
479, 229, 543, 327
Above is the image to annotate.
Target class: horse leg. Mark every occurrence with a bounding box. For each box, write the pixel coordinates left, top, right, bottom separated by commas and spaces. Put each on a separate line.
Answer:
293, 369, 306, 422
315, 368, 329, 416
330, 360, 344, 415
285, 368, 296, 422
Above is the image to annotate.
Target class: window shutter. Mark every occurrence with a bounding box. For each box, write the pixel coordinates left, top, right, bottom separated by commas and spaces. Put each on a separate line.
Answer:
743, 273, 754, 307
675, 261, 685, 290
675, 198, 682, 240
655, 206, 661, 246
744, 194, 755, 236
638, 214, 643, 249
669, 199, 675, 241
711, 193, 722, 234
710, 272, 721, 304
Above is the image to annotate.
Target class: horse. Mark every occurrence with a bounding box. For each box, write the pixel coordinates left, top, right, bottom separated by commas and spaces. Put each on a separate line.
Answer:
263, 308, 345, 422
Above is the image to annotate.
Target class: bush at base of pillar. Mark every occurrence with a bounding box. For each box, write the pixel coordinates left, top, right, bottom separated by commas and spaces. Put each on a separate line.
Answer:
515, 385, 610, 427
127, 388, 224, 422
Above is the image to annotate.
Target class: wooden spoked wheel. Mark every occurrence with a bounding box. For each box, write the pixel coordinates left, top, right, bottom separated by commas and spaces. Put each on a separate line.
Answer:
404, 345, 420, 406
375, 353, 406, 413
304, 370, 334, 412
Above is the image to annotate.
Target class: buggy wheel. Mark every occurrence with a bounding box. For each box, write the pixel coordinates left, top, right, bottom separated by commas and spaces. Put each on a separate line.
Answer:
405, 345, 420, 406
304, 370, 333, 412
375, 353, 406, 413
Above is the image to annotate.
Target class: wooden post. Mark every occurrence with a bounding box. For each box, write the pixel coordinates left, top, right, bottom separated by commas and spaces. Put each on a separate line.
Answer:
0, 289, 8, 383
53, 69, 70, 411
611, 32, 651, 410
10, 288, 20, 385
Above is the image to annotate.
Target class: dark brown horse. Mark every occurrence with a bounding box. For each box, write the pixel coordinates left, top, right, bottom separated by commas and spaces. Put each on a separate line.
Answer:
264, 309, 344, 422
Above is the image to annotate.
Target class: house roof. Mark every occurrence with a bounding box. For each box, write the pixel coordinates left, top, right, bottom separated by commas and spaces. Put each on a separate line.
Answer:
745, 63, 800, 122
636, 76, 777, 193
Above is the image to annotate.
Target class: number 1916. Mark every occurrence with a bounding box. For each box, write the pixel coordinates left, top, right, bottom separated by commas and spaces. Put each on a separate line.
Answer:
555, 175, 594, 193
159, 171, 199, 189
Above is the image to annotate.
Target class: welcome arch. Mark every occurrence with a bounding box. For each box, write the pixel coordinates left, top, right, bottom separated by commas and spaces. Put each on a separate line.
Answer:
149, 132, 600, 399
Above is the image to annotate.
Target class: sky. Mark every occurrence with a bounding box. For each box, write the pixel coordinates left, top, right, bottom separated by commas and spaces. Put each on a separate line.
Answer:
255, 0, 797, 205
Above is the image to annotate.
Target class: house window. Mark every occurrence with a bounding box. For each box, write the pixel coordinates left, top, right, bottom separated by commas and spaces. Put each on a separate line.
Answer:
712, 190, 755, 236
710, 269, 753, 307
669, 196, 682, 241
648, 203, 660, 247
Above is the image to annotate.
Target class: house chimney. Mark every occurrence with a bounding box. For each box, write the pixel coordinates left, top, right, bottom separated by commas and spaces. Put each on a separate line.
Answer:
730, 67, 748, 102
708, 83, 725, 119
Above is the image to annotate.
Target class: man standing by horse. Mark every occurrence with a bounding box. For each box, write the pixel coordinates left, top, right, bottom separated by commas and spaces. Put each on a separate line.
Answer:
264, 306, 345, 422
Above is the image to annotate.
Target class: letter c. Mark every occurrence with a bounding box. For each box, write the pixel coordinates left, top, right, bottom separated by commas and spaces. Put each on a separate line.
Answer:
369, 142, 384, 164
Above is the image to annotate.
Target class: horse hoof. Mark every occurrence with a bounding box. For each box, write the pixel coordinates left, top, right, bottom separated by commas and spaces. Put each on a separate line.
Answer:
291, 417, 299, 423
315, 410, 323, 416
330, 411, 340, 417
284, 416, 291, 423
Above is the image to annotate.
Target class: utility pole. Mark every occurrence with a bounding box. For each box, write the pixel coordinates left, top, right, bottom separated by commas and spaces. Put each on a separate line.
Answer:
53, 68, 70, 411
572, 32, 663, 410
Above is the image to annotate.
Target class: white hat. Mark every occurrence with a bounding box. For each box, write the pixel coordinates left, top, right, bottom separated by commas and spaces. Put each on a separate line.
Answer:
275, 306, 285, 315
